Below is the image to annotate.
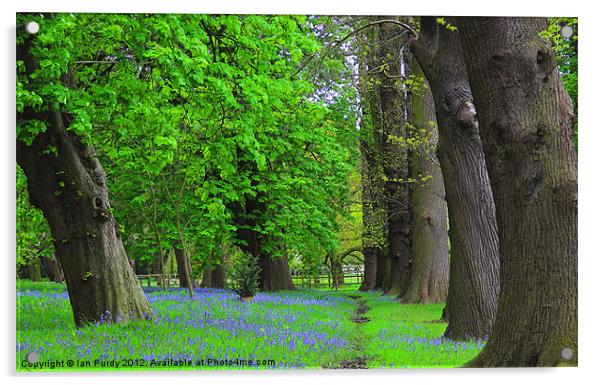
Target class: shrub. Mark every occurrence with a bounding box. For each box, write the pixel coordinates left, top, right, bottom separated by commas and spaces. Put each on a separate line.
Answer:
230, 251, 261, 299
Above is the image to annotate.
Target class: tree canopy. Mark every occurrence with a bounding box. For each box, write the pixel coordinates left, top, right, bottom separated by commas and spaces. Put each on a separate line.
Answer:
17, 13, 360, 274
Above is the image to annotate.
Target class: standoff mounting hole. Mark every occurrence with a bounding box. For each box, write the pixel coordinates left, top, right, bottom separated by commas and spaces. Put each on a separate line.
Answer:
25, 351, 39, 364
560, 25, 573, 38
25, 21, 40, 35
560, 347, 574, 360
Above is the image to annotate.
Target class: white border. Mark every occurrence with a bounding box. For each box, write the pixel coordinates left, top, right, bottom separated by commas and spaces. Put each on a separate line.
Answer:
2, 1, 600, 384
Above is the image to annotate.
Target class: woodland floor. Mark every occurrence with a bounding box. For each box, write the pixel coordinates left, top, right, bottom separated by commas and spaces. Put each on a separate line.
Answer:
16, 280, 485, 371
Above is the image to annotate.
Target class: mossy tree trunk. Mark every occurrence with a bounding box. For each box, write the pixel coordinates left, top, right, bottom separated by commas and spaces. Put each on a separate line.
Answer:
375, 16, 413, 296
357, 22, 388, 292
401, 62, 449, 304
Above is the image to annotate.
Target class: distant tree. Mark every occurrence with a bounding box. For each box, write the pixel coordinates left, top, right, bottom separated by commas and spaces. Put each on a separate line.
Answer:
16, 166, 54, 280
401, 62, 449, 304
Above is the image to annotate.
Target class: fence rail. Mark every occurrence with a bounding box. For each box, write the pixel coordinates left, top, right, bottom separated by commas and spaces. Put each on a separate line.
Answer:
136, 272, 365, 289
136, 274, 181, 288
291, 273, 363, 289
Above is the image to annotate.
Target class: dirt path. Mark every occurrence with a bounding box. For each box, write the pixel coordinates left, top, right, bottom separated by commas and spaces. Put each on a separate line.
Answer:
335, 294, 371, 369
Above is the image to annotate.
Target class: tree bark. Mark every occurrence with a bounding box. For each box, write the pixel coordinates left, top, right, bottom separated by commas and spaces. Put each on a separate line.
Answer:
17, 37, 152, 327
375, 16, 413, 296
358, 140, 385, 291
401, 62, 450, 304
232, 199, 295, 291
28, 257, 41, 282
257, 242, 295, 291
457, 17, 578, 367
41, 256, 64, 283
357, 23, 388, 292
410, 17, 500, 339
174, 242, 194, 290
200, 252, 227, 289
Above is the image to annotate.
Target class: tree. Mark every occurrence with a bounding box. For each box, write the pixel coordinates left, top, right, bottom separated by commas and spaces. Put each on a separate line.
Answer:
541, 18, 578, 150
409, 17, 500, 339
17, 166, 55, 280
358, 138, 386, 291
200, 255, 227, 289
232, 195, 296, 291
17, 15, 152, 326
374, 16, 413, 296
458, 16, 577, 367
400, 62, 449, 304
51, 14, 358, 294
356, 22, 387, 291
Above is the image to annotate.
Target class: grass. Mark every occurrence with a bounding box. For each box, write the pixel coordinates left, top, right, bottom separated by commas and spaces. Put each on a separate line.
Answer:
16, 280, 484, 371
357, 292, 485, 368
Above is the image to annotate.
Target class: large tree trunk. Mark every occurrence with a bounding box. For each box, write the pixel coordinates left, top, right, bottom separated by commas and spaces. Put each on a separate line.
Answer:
375, 16, 413, 296
401, 62, 449, 304
17, 112, 153, 327
17, 39, 152, 327
258, 249, 295, 292
410, 17, 500, 339
458, 17, 578, 367
232, 199, 295, 291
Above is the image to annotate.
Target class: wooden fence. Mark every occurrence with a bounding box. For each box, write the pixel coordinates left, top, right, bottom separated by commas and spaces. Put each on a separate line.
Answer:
136, 274, 181, 288
291, 273, 364, 289
137, 272, 365, 289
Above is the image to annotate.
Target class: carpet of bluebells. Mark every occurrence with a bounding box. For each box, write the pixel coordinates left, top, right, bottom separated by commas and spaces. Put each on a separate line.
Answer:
16, 281, 485, 371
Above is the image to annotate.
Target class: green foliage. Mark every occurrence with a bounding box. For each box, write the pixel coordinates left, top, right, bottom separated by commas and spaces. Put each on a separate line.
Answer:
17, 14, 359, 274
541, 17, 578, 150
436, 18, 457, 32
16, 166, 54, 269
229, 250, 261, 298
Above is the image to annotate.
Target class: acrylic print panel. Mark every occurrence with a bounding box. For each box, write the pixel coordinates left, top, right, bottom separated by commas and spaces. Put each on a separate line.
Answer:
16, 13, 578, 371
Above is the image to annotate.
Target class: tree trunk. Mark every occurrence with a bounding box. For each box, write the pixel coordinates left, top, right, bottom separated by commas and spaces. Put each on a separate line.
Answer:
28, 257, 41, 282
374, 245, 389, 290
17, 39, 152, 327
458, 17, 578, 367
258, 250, 295, 291
329, 256, 344, 289
410, 17, 500, 339
41, 255, 64, 283
358, 141, 385, 291
357, 24, 388, 292
375, 16, 413, 296
401, 62, 449, 304
232, 199, 295, 291
174, 243, 194, 290
200, 252, 227, 289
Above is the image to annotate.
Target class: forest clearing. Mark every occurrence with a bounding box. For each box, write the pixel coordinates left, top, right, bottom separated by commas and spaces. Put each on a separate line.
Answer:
16, 13, 577, 370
